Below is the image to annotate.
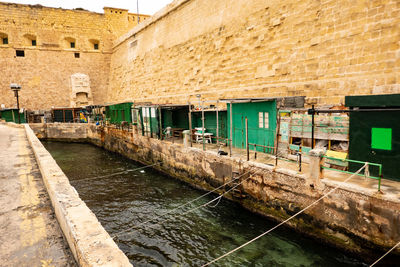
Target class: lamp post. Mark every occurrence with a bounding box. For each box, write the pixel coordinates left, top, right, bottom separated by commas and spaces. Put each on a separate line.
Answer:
10, 83, 21, 124
137, 0, 139, 23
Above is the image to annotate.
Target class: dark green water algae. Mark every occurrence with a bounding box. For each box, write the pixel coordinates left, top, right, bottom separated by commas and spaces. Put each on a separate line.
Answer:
43, 141, 370, 267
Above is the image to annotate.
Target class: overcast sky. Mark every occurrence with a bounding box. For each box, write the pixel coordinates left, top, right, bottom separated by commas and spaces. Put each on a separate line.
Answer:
1, 0, 174, 15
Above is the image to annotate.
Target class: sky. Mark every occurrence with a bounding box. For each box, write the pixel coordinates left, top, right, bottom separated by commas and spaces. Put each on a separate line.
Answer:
1, 0, 174, 15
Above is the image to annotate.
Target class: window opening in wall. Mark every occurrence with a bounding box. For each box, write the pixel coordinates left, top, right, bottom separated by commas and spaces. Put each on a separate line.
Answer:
130, 40, 137, 48
31, 40, 36, 46
74, 52, 80, 58
94, 43, 99, 50
264, 112, 269, 129
2, 37, 8, 45
258, 112, 263, 128
258, 112, 269, 129
16, 50, 25, 57
70, 42, 75, 48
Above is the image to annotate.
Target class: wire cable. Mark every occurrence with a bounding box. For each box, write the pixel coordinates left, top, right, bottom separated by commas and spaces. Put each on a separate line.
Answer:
70, 162, 160, 183
370, 240, 400, 267
112, 167, 263, 239
201, 163, 367, 267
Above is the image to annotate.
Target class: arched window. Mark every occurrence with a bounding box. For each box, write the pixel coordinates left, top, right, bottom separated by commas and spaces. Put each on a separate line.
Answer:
23, 34, 37, 46
64, 37, 76, 49
89, 39, 100, 50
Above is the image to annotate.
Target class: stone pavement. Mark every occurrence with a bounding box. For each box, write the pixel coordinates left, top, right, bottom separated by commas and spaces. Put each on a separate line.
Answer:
0, 124, 76, 266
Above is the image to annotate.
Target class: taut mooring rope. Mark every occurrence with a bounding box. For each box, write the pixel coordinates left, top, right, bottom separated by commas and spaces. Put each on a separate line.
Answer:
370, 240, 400, 266
71, 162, 160, 183
112, 167, 264, 239
201, 164, 367, 267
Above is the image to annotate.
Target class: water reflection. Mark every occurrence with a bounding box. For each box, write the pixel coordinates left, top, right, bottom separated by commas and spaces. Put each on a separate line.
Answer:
44, 141, 366, 267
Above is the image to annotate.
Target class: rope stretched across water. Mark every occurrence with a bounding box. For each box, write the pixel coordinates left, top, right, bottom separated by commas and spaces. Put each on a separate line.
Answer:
370, 240, 400, 266
112, 167, 264, 239
201, 163, 367, 267
70, 162, 160, 183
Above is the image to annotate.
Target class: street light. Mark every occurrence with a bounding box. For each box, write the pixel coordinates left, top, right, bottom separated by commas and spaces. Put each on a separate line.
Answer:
10, 83, 21, 124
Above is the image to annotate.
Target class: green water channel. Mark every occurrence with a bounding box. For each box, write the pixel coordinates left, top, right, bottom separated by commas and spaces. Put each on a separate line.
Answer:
44, 141, 369, 267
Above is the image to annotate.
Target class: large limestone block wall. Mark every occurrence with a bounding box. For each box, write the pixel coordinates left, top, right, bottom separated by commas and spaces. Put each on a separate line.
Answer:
0, 3, 147, 110
108, 0, 400, 106
0, 48, 111, 110
0, 3, 113, 110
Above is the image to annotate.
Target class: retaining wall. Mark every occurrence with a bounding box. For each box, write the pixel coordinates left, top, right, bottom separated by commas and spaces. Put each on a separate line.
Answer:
30, 123, 400, 261
25, 124, 132, 267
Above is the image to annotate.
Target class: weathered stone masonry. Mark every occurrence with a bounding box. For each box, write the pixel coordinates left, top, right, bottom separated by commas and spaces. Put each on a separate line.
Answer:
31, 123, 400, 260
0, 3, 149, 110
25, 123, 132, 266
1, 0, 399, 110
108, 0, 400, 106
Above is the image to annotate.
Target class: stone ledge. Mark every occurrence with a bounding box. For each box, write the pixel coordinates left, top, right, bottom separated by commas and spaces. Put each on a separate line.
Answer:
24, 124, 132, 267
0, 121, 25, 128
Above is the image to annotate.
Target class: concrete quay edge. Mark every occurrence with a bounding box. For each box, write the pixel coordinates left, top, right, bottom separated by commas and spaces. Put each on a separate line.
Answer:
24, 124, 132, 267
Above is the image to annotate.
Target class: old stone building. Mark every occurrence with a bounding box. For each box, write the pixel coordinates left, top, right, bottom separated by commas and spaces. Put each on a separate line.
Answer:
0, 2, 149, 110
0, 0, 399, 110
108, 0, 399, 106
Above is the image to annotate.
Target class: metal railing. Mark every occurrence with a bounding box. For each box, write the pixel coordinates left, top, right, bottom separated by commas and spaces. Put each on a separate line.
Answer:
321, 156, 383, 191
99, 124, 386, 192
248, 143, 275, 159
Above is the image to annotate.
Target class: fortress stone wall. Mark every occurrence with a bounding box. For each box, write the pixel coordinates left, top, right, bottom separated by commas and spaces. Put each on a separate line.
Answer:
0, 2, 148, 110
0, 0, 399, 110
108, 0, 400, 106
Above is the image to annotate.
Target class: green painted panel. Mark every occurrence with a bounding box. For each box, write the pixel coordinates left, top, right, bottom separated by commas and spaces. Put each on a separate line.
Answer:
280, 122, 289, 142
105, 103, 133, 124
173, 108, 189, 129
349, 111, 399, 181
161, 107, 189, 129
191, 111, 227, 138
0, 109, 26, 123
227, 101, 277, 153
345, 94, 400, 108
162, 110, 173, 129
371, 128, 392, 150
289, 144, 300, 151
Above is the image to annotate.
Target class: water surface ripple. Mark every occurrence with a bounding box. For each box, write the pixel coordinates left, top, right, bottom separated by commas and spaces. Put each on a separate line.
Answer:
44, 142, 367, 267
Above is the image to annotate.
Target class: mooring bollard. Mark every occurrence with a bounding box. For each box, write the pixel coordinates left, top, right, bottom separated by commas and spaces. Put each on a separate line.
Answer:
183, 130, 190, 148
308, 148, 325, 187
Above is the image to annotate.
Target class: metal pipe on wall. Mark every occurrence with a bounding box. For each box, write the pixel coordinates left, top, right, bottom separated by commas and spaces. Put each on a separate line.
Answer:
158, 107, 162, 140
275, 109, 281, 166
229, 101, 233, 157
311, 105, 315, 149
245, 117, 249, 161
202, 101, 205, 151
188, 102, 193, 147
216, 101, 219, 146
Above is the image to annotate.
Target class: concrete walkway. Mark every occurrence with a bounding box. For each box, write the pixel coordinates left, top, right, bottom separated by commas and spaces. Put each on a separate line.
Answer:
0, 124, 76, 266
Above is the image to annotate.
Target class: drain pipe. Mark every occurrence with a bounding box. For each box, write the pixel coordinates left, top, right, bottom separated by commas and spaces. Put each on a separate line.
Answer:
229, 101, 233, 157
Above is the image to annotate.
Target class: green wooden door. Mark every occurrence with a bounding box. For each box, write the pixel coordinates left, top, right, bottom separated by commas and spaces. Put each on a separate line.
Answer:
349, 111, 399, 181
233, 112, 244, 148
228, 101, 277, 153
